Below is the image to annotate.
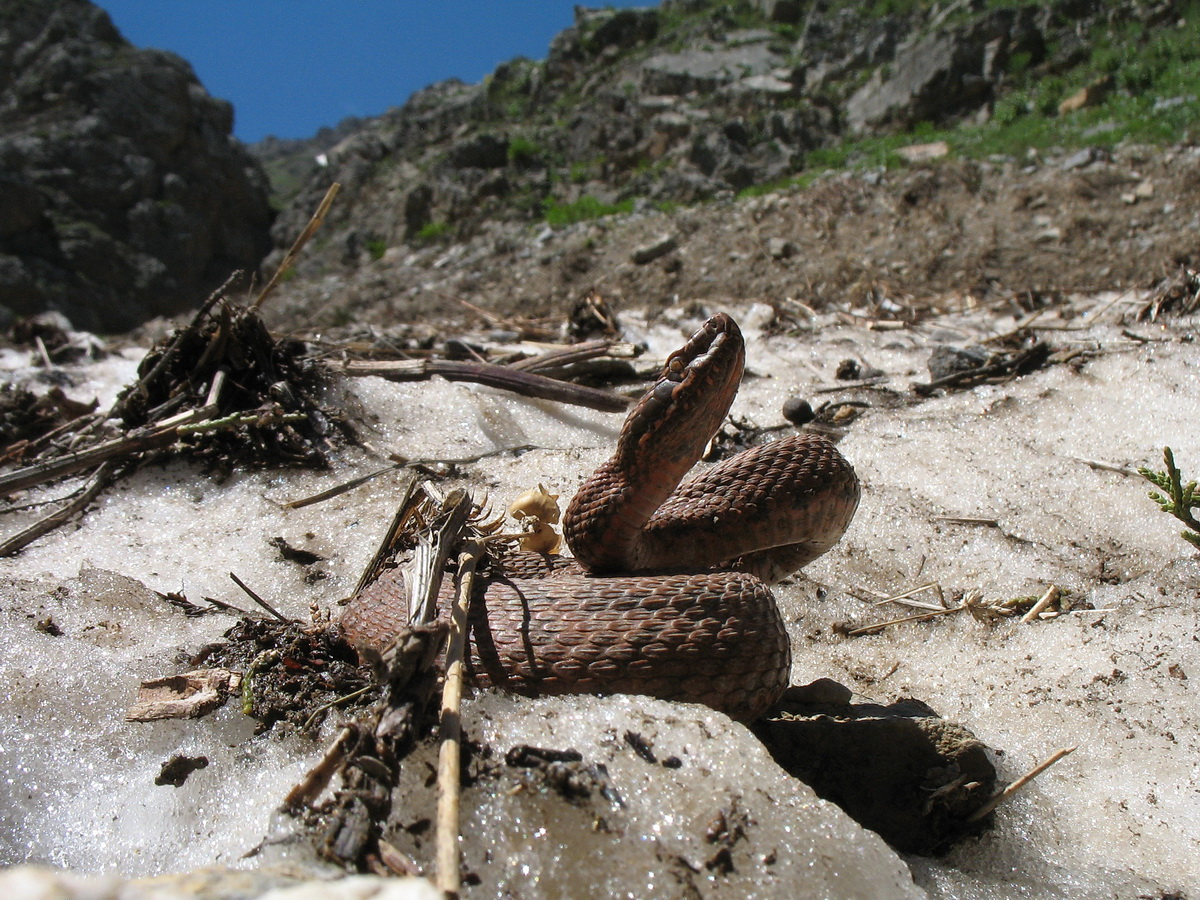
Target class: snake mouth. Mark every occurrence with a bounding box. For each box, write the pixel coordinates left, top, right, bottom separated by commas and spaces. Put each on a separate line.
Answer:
662, 312, 740, 384
620, 313, 746, 457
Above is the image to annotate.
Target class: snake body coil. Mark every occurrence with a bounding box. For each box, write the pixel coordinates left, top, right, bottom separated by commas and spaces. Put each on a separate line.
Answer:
342, 313, 860, 721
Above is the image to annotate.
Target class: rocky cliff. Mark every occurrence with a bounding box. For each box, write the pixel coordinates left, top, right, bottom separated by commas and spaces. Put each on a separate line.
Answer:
261, 0, 1175, 281
0, 0, 274, 332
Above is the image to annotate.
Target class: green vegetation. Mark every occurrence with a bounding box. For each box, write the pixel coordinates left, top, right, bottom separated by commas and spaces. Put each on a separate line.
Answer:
414, 221, 451, 243
365, 239, 386, 261
507, 135, 542, 166
1140, 448, 1200, 551
543, 194, 635, 226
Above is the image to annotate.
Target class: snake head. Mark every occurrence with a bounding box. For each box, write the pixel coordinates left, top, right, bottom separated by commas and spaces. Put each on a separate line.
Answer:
564, 313, 747, 572
622, 312, 746, 466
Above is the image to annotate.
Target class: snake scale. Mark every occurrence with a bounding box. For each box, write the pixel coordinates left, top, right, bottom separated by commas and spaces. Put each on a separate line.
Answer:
341, 313, 860, 721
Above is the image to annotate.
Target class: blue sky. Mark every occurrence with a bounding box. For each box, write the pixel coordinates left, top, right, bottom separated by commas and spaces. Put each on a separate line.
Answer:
95, 2, 649, 144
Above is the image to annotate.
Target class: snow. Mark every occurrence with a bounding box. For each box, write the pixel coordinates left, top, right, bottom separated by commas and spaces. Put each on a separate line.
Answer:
1, 298, 1197, 897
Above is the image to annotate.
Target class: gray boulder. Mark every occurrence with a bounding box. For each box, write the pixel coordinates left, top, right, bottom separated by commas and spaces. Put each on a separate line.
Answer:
845, 8, 1044, 132
0, 0, 274, 332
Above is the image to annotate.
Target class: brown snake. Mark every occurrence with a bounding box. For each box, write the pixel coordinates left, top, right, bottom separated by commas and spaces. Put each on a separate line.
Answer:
341, 313, 860, 721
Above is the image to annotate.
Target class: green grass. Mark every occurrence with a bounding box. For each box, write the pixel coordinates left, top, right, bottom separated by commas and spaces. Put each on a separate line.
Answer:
365, 239, 386, 261
543, 194, 635, 226
508, 135, 542, 166
414, 221, 451, 243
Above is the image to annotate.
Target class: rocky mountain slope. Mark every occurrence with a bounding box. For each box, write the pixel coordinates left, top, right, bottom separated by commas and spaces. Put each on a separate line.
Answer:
258, 0, 1198, 332
0, 0, 274, 332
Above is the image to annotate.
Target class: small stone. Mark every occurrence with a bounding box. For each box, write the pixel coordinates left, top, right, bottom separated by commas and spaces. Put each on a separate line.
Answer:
767, 237, 799, 259
631, 233, 678, 264
1060, 148, 1099, 170
782, 396, 814, 425
928, 344, 990, 381
836, 359, 861, 380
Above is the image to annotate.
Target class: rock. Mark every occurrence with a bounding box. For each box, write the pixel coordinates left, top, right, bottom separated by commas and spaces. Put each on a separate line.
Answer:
1060, 147, 1103, 170
782, 396, 815, 425
631, 233, 678, 264
754, 692, 997, 854
927, 344, 991, 381
444, 133, 509, 170
753, 0, 804, 24
0, 0, 274, 332
767, 237, 799, 259
846, 9, 1043, 132
582, 7, 659, 54
896, 140, 950, 163
1058, 75, 1114, 115
641, 42, 783, 96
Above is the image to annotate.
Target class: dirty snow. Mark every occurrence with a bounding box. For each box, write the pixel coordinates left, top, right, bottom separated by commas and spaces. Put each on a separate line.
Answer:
0, 298, 1197, 898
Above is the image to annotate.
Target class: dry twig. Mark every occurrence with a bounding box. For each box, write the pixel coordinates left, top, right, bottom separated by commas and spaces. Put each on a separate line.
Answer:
342, 357, 630, 413
967, 746, 1076, 822
435, 538, 483, 895
255, 182, 341, 309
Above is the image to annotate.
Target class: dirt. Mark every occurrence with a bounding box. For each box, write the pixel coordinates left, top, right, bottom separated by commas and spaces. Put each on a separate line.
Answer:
262, 144, 1200, 336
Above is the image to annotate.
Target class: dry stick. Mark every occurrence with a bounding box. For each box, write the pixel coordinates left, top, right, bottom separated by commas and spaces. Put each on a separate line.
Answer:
967, 746, 1077, 822
435, 538, 483, 897
1074, 456, 1143, 477
0, 460, 117, 557
228, 572, 291, 623
114, 271, 240, 420
282, 726, 356, 812
285, 444, 537, 511
507, 339, 641, 372
0, 421, 180, 496
254, 182, 341, 310
847, 604, 962, 636
0, 378, 226, 498
343, 358, 630, 413
1020, 584, 1061, 624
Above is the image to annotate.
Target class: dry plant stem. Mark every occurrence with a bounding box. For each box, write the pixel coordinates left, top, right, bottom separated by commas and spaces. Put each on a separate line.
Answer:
508, 339, 640, 372
1020, 584, 1060, 623
228, 572, 290, 623
409, 489, 472, 624
351, 478, 419, 600
1075, 457, 1142, 477
342, 358, 630, 413
967, 746, 1076, 822
114, 272, 238, 419
0, 422, 178, 495
0, 460, 117, 557
284, 464, 405, 510
282, 726, 356, 812
255, 182, 341, 309
848, 604, 961, 636
0, 393, 222, 496
436, 538, 483, 897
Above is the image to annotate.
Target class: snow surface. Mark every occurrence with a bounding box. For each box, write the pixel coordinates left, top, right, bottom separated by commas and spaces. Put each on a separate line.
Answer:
0, 299, 1197, 897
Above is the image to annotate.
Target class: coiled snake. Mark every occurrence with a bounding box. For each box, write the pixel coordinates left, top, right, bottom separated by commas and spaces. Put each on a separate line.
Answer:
341, 313, 860, 721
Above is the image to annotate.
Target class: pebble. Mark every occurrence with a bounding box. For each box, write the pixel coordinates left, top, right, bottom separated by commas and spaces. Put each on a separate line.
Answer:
782, 396, 814, 425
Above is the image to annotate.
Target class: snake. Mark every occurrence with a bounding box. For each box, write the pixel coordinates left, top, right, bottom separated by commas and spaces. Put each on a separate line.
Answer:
341, 313, 860, 721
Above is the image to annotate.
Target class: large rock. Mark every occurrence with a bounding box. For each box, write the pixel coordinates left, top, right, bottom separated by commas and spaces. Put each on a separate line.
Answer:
845, 9, 1044, 132
0, 0, 274, 332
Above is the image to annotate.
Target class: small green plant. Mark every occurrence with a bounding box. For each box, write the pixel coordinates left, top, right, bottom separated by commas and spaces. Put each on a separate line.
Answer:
365, 239, 387, 261
543, 195, 633, 226
1139, 447, 1200, 550
507, 135, 542, 166
414, 221, 451, 243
